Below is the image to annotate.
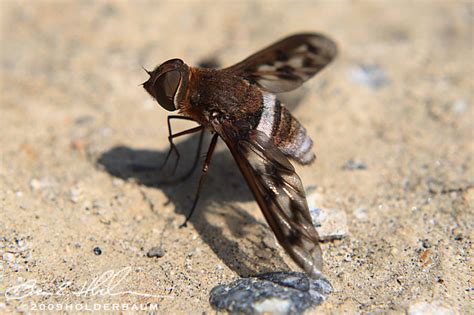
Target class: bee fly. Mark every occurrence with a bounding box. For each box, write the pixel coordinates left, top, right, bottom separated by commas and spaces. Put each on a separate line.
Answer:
143, 33, 337, 278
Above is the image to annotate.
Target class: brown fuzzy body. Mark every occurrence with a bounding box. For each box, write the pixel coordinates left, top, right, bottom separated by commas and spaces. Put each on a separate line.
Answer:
179, 68, 262, 127
178, 67, 315, 164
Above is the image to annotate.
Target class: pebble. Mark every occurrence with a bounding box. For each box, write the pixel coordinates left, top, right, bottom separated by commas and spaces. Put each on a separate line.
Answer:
343, 159, 368, 170
15, 239, 26, 248
112, 178, 124, 186
255, 249, 272, 260
147, 246, 165, 258
3, 253, 15, 262
210, 272, 332, 314
93, 247, 102, 255
451, 227, 463, 241
70, 186, 82, 203
421, 239, 431, 249
309, 207, 349, 241
30, 178, 53, 191
354, 207, 368, 220
29, 179, 42, 191
30, 176, 58, 192
262, 234, 278, 250
408, 302, 455, 315
348, 64, 389, 90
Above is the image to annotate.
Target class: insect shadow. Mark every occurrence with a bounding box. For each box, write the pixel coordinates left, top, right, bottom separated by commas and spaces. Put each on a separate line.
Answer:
97, 133, 291, 276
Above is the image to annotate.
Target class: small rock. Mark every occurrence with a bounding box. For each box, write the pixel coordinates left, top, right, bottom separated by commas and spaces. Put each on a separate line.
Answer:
30, 177, 57, 191
309, 207, 349, 241
421, 239, 431, 248
100, 219, 111, 225
210, 272, 332, 314
408, 301, 455, 315
348, 64, 389, 90
3, 253, 15, 262
306, 190, 348, 240
262, 235, 278, 250
343, 159, 367, 170
112, 178, 124, 186
147, 246, 165, 258
255, 249, 272, 260
93, 247, 102, 255
451, 227, 463, 241
354, 207, 368, 220
418, 249, 433, 268
15, 239, 26, 248
29, 179, 42, 191
70, 186, 82, 203
310, 207, 323, 227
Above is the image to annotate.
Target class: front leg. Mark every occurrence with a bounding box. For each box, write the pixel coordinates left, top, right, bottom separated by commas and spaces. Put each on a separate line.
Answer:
180, 133, 219, 228
131, 115, 203, 182
161, 115, 201, 173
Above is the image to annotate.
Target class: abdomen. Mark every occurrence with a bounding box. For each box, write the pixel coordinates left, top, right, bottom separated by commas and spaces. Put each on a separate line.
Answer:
255, 92, 315, 165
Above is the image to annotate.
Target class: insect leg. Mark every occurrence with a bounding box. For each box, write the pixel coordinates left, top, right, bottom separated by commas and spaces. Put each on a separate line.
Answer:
180, 133, 219, 228
171, 127, 205, 182
161, 115, 200, 173
158, 127, 205, 184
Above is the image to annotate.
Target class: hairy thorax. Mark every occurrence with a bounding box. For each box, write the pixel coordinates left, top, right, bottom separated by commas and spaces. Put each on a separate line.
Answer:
178, 68, 263, 129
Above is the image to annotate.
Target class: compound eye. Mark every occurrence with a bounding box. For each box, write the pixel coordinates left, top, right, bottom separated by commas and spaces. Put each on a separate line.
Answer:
155, 70, 181, 111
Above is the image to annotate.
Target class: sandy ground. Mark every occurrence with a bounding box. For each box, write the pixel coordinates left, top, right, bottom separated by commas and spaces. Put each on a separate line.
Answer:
1, 0, 473, 314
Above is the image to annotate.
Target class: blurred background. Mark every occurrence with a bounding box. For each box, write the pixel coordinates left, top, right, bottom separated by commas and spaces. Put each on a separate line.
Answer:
1, 1, 472, 313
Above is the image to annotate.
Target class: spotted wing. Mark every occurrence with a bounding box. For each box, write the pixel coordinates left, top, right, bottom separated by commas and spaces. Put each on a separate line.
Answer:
216, 123, 323, 278
224, 33, 337, 93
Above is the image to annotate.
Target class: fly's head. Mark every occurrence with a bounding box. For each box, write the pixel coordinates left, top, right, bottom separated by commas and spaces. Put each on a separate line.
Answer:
143, 59, 190, 111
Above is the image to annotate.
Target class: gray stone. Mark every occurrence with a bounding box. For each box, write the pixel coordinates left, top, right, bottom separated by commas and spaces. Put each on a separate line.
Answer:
210, 272, 332, 314
147, 246, 165, 258
309, 207, 349, 241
